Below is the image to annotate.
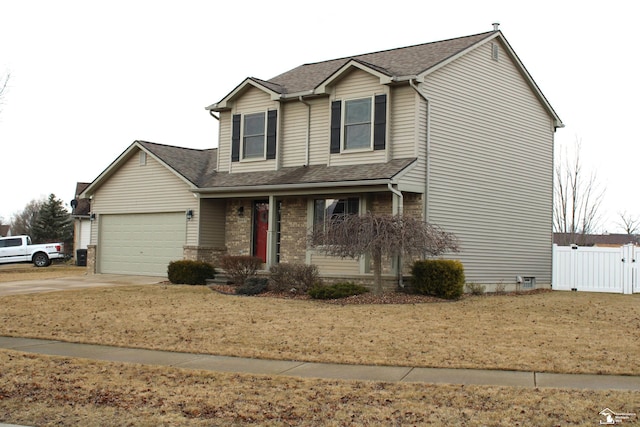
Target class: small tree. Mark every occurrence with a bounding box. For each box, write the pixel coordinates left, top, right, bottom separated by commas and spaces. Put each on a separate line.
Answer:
617, 211, 640, 235
31, 194, 73, 247
309, 212, 459, 294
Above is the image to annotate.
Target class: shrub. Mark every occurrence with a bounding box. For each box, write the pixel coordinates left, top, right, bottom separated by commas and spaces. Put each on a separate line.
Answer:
167, 260, 215, 285
236, 277, 269, 295
465, 282, 486, 296
409, 259, 465, 300
308, 282, 369, 300
269, 263, 320, 293
219, 255, 262, 285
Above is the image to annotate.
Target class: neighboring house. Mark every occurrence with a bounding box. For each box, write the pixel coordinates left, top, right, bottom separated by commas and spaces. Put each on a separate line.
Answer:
554, 233, 640, 247
70, 182, 92, 257
82, 26, 563, 289
0, 224, 10, 237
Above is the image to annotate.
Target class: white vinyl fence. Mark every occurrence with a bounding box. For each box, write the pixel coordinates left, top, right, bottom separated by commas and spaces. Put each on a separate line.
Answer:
552, 244, 640, 294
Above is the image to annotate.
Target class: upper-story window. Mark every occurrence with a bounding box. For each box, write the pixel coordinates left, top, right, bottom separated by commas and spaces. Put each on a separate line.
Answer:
243, 113, 266, 159
331, 94, 386, 154
231, 110, 278, 162
344, 98, 372, 150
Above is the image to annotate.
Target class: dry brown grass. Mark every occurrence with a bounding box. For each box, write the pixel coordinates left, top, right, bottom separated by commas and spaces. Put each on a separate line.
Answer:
0, 263, 86, 282
1, 350, 637, 426
1, 268, 639, 425
1, 283, 639, 376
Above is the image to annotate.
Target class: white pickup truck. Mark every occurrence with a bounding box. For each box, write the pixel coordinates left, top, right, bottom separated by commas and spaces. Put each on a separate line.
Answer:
0, 235, 65, 267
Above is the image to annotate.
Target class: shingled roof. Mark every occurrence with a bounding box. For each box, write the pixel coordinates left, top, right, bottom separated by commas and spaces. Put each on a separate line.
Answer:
267, 31, 494, 94
137, 141, 218, 187
209, 31, 495, 109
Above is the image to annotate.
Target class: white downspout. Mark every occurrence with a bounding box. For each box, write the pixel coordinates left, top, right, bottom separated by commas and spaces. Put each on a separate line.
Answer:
299, 96, 311, 166
409, 79, 430, 223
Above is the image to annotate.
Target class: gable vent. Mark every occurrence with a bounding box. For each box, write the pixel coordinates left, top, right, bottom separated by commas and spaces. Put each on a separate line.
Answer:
491, 43, 499, 61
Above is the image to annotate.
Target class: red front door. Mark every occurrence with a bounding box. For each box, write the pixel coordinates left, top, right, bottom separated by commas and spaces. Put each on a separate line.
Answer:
253, 201, 269, 262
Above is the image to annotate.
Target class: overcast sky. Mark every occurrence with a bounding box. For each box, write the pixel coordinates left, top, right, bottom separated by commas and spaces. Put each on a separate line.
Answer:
1, 0, 638, 232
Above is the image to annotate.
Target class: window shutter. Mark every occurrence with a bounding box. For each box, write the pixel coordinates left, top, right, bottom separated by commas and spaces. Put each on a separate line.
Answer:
231, 114, 241, 162
266, 110, 277, 160
330, 100, 341, 154
374, 94, 386, 151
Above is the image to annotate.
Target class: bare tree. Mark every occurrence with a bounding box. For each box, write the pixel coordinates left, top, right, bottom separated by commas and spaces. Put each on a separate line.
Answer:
0, 72, 9, 113
617, 211, 640, 235
10, 198, 45, 237
553, 140, 605, 245
309, 212, 459, 294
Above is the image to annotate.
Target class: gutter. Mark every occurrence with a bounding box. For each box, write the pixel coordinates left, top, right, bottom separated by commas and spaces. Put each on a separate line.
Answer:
192, 178, 393, 195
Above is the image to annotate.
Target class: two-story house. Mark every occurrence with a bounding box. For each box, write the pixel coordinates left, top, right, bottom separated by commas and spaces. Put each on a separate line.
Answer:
82, 26, 562, 290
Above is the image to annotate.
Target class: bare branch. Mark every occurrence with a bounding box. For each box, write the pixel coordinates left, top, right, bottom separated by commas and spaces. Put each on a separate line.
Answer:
617, 211, 640, 235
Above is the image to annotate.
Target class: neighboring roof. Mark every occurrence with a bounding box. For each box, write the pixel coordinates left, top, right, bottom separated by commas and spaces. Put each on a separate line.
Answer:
71, 182, 91, 216
196, 158, 417, 192
0, 224, 10, 237
208, 29, 562, 128
553, 233, 640, 246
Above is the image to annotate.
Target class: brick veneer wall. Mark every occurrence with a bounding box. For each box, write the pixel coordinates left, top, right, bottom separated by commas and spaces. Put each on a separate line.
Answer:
183, 246, 228, 266
278, 197, 307, 264
225, 199, 252, 256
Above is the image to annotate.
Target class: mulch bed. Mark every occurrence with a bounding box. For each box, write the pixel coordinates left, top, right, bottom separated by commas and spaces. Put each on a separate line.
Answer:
207, 284, 551, 305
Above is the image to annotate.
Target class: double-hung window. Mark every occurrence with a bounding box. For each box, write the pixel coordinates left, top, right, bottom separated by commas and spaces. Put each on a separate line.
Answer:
243, 112, 266, 159
331, 94, 386, 154
231, 110, 278, 162
344, 98, 372, 150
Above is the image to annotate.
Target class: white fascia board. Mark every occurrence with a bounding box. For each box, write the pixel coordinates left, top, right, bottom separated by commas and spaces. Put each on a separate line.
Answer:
208, 78, 281, 111
315, 60, 393, 94
193, 178, 393, 196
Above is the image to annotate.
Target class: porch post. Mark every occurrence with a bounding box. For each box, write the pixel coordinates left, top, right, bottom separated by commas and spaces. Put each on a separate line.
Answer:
266, 195, 278, 268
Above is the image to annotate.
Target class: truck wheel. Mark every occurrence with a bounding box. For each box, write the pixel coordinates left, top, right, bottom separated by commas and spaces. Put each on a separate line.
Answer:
33, 253, 50, 267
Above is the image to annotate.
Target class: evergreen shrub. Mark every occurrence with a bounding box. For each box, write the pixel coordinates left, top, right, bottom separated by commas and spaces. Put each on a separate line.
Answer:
167, 260, 215, 285
236, 277, 269, 295
410, 259, 465, 300
308, 282, 369, 300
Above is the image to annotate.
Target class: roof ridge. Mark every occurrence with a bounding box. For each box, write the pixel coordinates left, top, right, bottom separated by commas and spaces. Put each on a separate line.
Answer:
297, 31, 494, 67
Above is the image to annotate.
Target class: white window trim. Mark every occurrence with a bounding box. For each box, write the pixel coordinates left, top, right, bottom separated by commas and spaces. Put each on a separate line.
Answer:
241, 111, 267, 161
342, 97, 374, 152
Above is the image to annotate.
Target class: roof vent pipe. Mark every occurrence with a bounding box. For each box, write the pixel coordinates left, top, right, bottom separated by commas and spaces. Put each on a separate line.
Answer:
492, 22, 500, 31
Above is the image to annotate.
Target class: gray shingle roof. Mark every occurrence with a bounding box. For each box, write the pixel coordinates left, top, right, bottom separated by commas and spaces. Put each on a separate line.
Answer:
137, 140, 217, 187
197, 158, 416, 190
137, 140, 414, 191
263, 31, 494, 95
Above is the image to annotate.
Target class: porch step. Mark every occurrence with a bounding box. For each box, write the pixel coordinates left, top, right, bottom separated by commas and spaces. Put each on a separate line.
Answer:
207, 273, 232, 285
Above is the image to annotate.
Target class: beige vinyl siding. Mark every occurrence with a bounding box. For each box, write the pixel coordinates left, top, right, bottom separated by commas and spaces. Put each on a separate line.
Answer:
90, 149, 197, 245
423, 40, 554, 285
329, 69, 387, 167
308, 252, 361, 275
392, 85, 426, 193
198, 199, 226, 247
217, 111, 232, 172
280, 101, 307, 167
230, 159, 277, 173
308, 97, 330, 165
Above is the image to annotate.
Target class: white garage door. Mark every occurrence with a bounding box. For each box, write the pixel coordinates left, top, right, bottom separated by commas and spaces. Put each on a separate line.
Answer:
99, 213, 186, 276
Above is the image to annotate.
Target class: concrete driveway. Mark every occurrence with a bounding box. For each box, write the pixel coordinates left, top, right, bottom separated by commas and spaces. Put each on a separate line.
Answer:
0, 274, 164, 296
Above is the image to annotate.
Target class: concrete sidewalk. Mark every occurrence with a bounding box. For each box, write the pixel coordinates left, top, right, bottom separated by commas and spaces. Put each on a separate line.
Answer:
1, 336, 639, 391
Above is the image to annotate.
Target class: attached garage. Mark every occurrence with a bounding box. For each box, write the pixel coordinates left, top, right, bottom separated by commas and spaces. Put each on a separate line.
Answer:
99, 212, 186, 276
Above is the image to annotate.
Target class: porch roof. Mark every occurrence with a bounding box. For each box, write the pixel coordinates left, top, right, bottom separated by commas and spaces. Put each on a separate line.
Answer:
195, 158, 417, 193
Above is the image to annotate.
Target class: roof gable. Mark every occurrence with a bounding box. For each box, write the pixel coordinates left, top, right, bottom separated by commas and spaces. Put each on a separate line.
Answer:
82, 141, 218, 197
207, 30, 562, 127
